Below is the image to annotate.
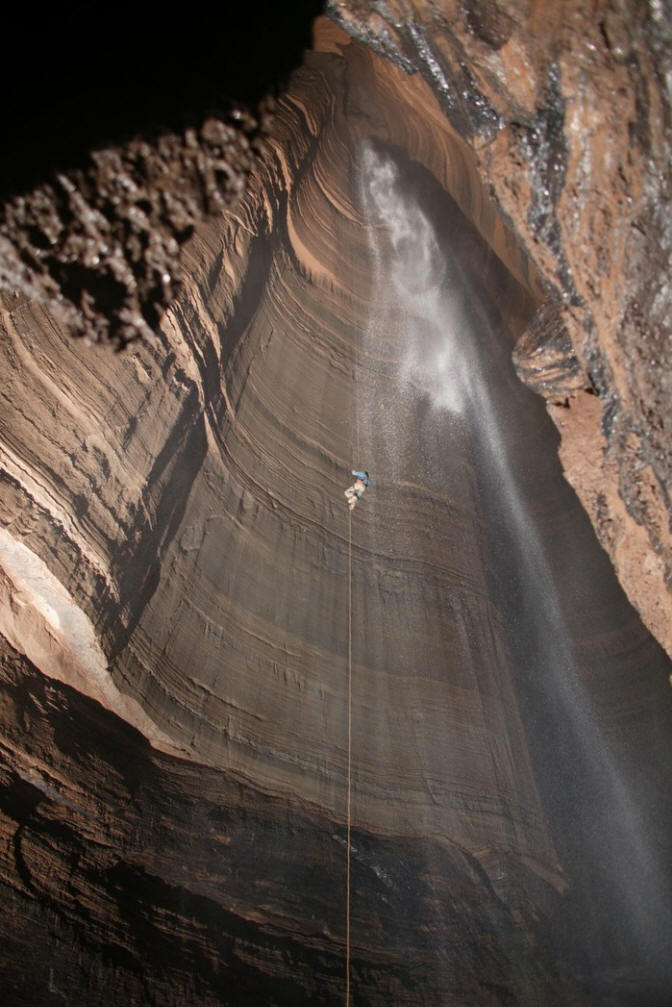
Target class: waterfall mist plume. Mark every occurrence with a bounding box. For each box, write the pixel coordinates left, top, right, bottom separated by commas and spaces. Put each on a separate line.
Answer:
357, 140, 672, 992
361, 144, 468, 416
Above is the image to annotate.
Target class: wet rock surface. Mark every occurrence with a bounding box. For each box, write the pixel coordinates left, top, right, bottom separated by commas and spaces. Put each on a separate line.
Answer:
0, 5, 321, 347
0, 110, 268, 348
1, 5, 672, 1006
327, 0, 672, 656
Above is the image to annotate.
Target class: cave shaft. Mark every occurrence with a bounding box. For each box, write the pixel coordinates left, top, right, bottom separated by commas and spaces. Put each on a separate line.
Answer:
1, 20, 671, 1007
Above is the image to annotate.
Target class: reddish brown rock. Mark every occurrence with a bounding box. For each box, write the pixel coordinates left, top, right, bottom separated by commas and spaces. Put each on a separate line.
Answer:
0, 6, 321, 349
0, 112, 268, 347
1, 7, 672, 1006
4, 3, 671, 658
328, 0, 672, 657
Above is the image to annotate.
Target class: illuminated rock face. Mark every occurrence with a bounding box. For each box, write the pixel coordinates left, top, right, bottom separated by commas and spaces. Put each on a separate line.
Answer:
1, 15, 672, 1007
329, 0, 672, 659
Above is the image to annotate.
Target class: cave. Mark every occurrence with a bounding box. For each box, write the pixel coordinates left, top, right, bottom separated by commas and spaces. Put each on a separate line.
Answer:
1, 5, 672, 1006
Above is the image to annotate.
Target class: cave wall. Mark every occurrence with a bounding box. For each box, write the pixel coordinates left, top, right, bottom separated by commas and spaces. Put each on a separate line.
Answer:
0, 25, 579, 1007
328, 0, 672, 659
2, 19, 562, 871
2, 1, 671, 659
1, 8, 672, 1007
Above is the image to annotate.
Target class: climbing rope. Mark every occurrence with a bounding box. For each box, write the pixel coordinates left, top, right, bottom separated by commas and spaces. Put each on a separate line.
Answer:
347, 329, 360, 1002
346, 506, 353, 1007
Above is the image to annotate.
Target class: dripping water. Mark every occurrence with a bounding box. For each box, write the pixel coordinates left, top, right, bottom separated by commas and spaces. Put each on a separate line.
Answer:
356, 140, 672, 997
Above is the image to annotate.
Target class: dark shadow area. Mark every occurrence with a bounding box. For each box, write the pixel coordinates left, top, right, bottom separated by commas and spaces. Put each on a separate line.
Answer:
0, 640, 570, 1006
0, 2, 324, 201
102, 383, 209, 662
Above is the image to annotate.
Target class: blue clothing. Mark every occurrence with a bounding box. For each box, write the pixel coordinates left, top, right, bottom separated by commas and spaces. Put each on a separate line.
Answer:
352, 470, 370, 487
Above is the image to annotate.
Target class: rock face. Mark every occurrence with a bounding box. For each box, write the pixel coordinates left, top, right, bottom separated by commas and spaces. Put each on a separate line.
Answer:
328, 0, 672, 660
3, 2, 671, 659
0, 5, 323, 348
1, 9, 672, 1007
0, 110, 268, 347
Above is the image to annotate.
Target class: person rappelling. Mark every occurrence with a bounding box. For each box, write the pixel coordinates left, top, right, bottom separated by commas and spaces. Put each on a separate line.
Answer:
344, 470, 370, 511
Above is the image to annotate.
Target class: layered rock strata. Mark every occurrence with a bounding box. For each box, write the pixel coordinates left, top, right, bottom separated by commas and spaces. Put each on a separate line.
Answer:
2, 2, 671, 660
1, 13, 672, 1007
328, 0, 672, 658
2, 23, 557, 865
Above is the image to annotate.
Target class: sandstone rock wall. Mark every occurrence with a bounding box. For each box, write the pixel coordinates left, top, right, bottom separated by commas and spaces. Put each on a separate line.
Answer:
1, 12, 672, 1005
0, 28, 579, 1004
328, 0, 672, 658
2, 22, 561, 864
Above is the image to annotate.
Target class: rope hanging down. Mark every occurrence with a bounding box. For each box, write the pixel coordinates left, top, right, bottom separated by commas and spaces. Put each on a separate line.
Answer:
342, 469, 369, 1005
346, 507, 352, 1007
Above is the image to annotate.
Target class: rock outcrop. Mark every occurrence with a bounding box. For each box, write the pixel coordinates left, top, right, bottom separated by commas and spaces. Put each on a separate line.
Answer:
3, 3, 671, 658
328, 0, 672, 659
0, 5, 322, 348
1, 7, 672, 1006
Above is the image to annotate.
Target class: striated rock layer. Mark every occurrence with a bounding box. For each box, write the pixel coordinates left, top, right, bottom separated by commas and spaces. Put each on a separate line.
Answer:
329, 0, 672, 660
1, 3, 670, 654
2, 2, 671, 654
1, 15, 672, 1007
